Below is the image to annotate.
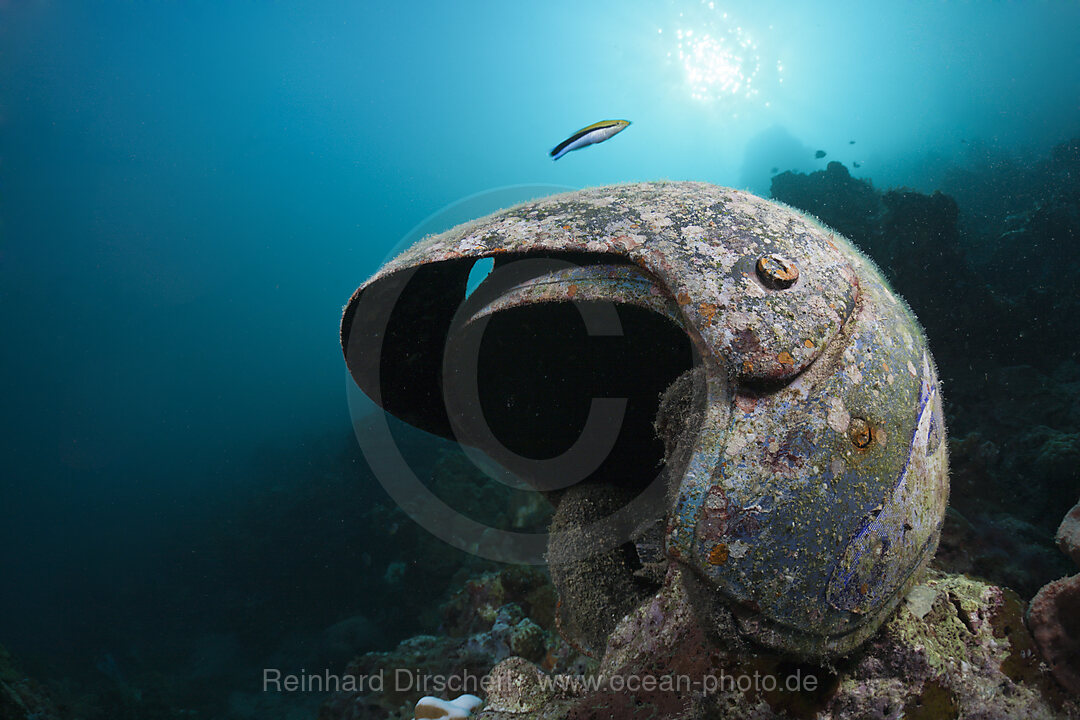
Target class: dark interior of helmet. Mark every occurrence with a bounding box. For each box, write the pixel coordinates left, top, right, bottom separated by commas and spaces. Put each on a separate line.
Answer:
449, 253, 695, 496
466, 301, 691, 489
344, 252, 699, 495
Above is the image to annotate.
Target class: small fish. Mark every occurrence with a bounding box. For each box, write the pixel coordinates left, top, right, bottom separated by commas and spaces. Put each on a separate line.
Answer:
815, 149, 827, 159
853, 161, 861, 168
770, 167, 779, 174
849, 140, 856, 145
550, 119, 630, 160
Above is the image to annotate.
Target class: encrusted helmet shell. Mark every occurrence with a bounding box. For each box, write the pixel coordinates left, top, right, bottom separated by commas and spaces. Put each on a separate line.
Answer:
342, 182, 949, 659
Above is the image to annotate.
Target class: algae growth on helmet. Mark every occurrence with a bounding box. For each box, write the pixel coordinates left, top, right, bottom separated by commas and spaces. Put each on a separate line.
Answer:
341, 181, 949, 662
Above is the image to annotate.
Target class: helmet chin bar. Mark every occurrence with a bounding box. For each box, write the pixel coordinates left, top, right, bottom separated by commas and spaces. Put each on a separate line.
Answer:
342, 183, 949, 661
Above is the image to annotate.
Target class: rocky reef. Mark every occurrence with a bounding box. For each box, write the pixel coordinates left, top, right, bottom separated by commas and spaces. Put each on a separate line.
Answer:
486, 570, 1076, 719
317, 567, 591, 720
771, 161, 882, 246
316, 567, 1078, 719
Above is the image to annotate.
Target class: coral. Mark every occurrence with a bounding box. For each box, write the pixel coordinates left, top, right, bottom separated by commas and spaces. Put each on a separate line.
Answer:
507, 618, 546, 664
439, 567, 556, 639
546, 482, 661, 657
317, 633, 474, 720
970, 145, 1080, 366
0, 645, 17, 685
414, 693, 483, 719
938, 137, 1077, 246
318, 569, 588, 720
482, 658, 566, 715
460, 604, 550, 666
871, 189, 996, 365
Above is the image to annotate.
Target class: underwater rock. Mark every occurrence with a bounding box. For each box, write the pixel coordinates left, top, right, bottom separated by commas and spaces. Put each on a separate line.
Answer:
476, 571, 1077, 719
945, 136, 1078, 233
1058, 500, 1080, 567
869, 189, 1016, 377
769, 161, 1049, 374
984, 187, 1080, 301
770, 161, 882, 245
318, 569, 587, 720
545, 481, 655, 657
969, 366, 1077, 435
482, 657, 563, 714
438, 567, 556, 639
1028, 574, 1080, 696
321, 634, 470, 719
316, 565, 1078, 718
946, 433, 999, 511
1026, 500, 1080, 697
343, 182, 949, 662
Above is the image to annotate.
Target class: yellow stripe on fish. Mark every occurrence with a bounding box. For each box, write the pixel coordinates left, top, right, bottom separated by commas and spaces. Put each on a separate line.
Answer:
550, 119, 630, 160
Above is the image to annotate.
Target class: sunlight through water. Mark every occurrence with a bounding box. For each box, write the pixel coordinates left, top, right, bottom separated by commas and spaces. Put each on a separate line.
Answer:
663, 2, 774, 111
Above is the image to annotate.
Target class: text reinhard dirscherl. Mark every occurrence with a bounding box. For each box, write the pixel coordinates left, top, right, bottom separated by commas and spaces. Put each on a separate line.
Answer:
262, 668, 819, 695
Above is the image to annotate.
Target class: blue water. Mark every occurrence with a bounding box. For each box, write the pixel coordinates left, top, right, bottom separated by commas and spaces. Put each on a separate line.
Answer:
1, 0, 1078, 710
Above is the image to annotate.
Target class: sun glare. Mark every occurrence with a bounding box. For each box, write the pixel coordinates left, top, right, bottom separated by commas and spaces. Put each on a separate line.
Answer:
665, 3, 765, 105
